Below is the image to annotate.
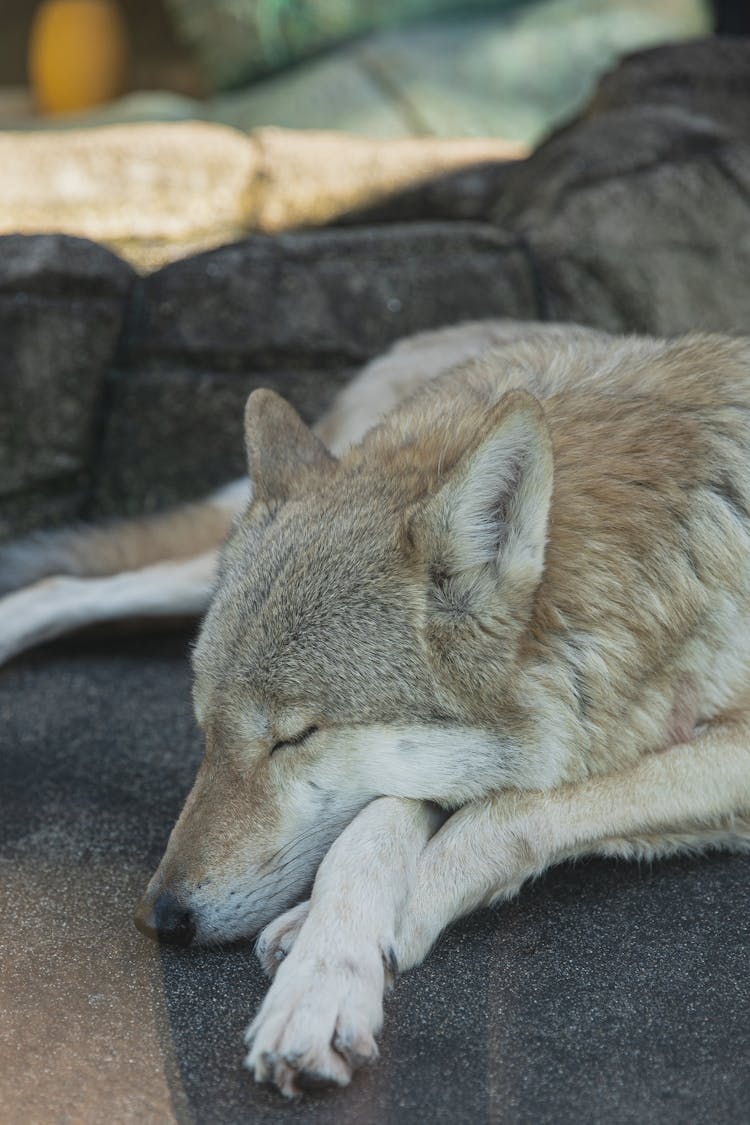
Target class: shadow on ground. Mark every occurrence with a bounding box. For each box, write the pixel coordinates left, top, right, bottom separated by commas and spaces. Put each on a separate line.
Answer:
1, 631, 747, 1123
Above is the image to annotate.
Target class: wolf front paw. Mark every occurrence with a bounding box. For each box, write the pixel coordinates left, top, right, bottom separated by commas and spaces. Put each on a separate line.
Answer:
254, 900, 310, 978
243, 946, 385, 1097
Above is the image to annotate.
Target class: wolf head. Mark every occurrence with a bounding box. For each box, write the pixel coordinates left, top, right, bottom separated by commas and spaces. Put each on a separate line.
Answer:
135, 385, 555, 945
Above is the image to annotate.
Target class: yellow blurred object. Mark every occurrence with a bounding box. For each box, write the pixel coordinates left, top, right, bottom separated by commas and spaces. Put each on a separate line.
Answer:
29, 0, 128, 115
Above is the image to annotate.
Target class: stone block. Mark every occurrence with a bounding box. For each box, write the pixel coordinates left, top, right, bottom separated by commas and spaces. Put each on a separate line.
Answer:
0, 235, 134, 539
90, 365, 355, 518
0, 124, 258, 275
524, 147, 750, 337
127, 224, 537, 370
0, 232, 134, 298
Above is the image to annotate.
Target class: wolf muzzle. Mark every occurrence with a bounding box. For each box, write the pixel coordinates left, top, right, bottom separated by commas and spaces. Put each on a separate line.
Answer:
134, 889, 195, 947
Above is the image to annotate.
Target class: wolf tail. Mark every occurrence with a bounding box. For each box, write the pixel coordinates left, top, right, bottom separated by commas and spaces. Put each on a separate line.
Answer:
0, 479, 248, 597
0, 481, 249, 665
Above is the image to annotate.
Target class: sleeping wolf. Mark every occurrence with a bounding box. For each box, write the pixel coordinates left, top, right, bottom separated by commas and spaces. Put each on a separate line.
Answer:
2, 321, 750, 1097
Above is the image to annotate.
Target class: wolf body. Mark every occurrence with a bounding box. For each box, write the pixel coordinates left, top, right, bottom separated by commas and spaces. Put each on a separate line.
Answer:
2, 321, 750, 1096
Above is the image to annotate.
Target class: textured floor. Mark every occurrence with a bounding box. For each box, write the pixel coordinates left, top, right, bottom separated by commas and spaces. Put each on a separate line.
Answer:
1, 630, 748, 1124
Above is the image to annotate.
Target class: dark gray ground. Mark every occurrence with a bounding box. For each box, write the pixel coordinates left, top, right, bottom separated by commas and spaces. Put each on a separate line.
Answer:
1, 628, 748, 1124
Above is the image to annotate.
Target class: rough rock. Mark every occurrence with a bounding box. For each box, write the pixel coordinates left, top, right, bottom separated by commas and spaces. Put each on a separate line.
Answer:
126, 225, 535, 369
0, 231, 134, 298
584, 36, 750, 139
520, 140, 750, 336
91, 223, 534, 516
489, 39, 750, 336
91, 365, 355, 518
0, 235, 134, 539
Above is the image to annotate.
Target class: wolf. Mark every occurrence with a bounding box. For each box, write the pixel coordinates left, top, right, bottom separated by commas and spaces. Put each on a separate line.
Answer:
2, 321, 750, 1097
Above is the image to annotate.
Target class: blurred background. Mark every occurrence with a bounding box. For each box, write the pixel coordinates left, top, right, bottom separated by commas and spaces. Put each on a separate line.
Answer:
0, 0, 738, 140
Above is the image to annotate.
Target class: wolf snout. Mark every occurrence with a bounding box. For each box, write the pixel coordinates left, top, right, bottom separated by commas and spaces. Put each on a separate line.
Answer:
134, 888, 196, 947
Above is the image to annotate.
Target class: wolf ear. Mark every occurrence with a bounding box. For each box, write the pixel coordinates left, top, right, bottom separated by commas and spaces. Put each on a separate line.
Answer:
244, 389, 335, 503
413, 390, 553, 612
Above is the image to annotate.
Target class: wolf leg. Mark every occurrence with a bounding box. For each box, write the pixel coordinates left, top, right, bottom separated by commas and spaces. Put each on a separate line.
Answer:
244, 797, 441, 1096
245, 719, 750, 1095
394, 717, 750, 971
0, 551, 217, 665
254, 717, 750, 990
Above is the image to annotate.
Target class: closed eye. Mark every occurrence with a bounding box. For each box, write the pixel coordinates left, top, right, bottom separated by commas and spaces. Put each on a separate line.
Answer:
270, 725, 319, 755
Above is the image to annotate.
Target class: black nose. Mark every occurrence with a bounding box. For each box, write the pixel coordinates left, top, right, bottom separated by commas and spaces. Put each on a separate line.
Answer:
134, 890, 195, 947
